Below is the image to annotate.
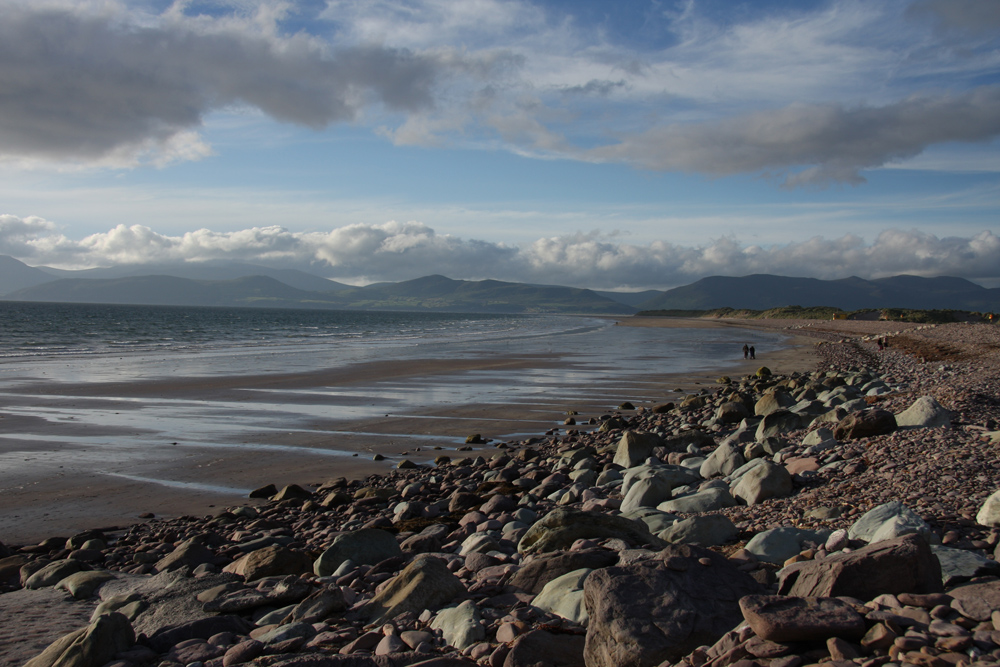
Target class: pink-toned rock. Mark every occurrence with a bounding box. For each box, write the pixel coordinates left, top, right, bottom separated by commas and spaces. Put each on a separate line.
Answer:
739, 595, 866, 643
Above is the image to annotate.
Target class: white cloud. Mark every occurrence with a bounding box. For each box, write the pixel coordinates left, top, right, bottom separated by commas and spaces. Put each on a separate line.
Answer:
4, 214, 998, 289
1, 0, 998, 183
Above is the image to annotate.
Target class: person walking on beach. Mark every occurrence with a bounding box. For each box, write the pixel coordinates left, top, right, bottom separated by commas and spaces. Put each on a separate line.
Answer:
743, 344, 749, 359
749, 345, 756, 360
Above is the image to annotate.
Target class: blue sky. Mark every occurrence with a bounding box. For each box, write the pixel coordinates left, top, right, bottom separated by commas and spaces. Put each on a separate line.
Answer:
0, 0, 998, 289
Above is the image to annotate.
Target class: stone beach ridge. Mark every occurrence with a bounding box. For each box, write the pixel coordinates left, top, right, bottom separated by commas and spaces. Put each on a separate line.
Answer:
3, 319, 1000, 667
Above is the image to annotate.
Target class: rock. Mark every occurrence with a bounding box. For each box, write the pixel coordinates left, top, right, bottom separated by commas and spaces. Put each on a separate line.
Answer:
620, 468, 694, 514
833, 408, 897, 440
223, 639, 264, 666
271, 484, 312, 501
755, 410, 803, 440
948, 579, 1000, 622
657, 487, 737, 514
24, 559, 84, 589
754, 392, 793, 417
583, 544, 763, 667
745, 527, 830, 565
731, 460, 793, 506
531, 568, 592, 625
145, 615, 252, 653
225, 545, 312, 581
931, 545, 1000, 587
614, 431, 665, 468
658, 515, 739, 547
0, 554, 27, 585
976, 489, 1000, 527
282, 586, 348, 624
895, 396, 952, 429
55, 570, 115, 599
661, 430, 715, 452
848, 501, 934, 544
24, 611, 134, 667
699, 442, 746, 479
739, 595, 866, 643
401, 523, 451, 553
503, 629, 586, 667
155, 538, 217, 573
777, 533, 942, 600
257, 621, 316, 645
508, 549, 618, 594
517, 509, 663, 555
717, 401, 751, 424
249, 484, 277, 499
314, 528, 402, 577
363, 554, 467, 625
431, 600, 485, 651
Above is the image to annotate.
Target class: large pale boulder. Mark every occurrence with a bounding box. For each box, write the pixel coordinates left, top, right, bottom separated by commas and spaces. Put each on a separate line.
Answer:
848, 501, 934, 544
531, 568, 592, 626
363, 554, 466, 625
745, 527, 830, 565
731, 460, 793, 506
895, 396, 951, 429
620, 470, 692, 514
613, 431, 665, 468
754, 391, 793, 417
25, 611, 134, 667
657, 515, 738, 547
431, 600, 485, 651
977, 489, 1000, 527
699, 442, 745, 479
225, 545, 312, 581
657, 487, 736, 514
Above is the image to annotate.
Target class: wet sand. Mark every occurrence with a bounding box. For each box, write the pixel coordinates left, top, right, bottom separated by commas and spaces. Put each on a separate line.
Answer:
0, 317, 818, 545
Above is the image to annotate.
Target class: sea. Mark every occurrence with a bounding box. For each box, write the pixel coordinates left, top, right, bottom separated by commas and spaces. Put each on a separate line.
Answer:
0, 301, 789, 511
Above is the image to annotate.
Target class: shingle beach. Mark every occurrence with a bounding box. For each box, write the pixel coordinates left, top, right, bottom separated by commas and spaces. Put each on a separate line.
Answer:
4, 318, 1000, 667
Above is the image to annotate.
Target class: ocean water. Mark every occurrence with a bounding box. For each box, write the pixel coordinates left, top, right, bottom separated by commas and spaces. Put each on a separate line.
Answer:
0, 301, 790, 505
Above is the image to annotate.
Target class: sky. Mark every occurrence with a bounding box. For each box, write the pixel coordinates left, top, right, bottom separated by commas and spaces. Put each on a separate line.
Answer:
0, 0, 998, 290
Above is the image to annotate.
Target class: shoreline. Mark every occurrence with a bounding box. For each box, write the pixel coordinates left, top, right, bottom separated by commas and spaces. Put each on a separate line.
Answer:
0, 317, 814, 546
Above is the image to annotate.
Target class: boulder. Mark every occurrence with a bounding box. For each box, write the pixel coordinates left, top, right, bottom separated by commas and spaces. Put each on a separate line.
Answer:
716, 401, 751, 424
895, 396, 952, 429
848, 501, 933, 544
620, 471, 684, 514
225, 545, 312, 581
531, 568, 592, 626
24, 560, 84, 589
583, 544, 763, 667
363, 554, 466, 625
755, 410, 804, 440
281, 586, 348, 624
55, 570, 115, 599
833, 408, 897, 440
699, 442, 745, 479
745, 527, 830, 565
657, 515, 738, 547
314, 529, 402, 577
614, 431, 665, 468
661, 430, 715, 452
931, 545, 1000, 587
948, 579, 1000, 622
271, 484, 312, 501
24, 611, 134, 667
517, 509, 663, 555
754, 391, 793, 417
431, 600, 485, 651
739, 595, 866, 643
503, 629, 586, 667
508, 549, 618, 594
976, 489, 1000, 527
777, 533, 942, 600
657, 487, 736, 514
730, 460, 793, 506
155, 538, 217, 573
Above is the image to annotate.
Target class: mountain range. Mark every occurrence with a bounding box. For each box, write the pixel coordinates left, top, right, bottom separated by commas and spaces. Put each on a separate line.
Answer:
2, 255, 998, 314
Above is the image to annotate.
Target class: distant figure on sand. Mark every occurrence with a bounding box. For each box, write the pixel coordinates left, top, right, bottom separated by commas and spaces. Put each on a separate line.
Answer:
749, 346, 756, 360
743, 344, 749, 359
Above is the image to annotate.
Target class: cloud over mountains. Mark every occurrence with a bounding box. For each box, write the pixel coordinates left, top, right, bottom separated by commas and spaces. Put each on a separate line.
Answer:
1, 0, 998, 184
3, 214, 998, 289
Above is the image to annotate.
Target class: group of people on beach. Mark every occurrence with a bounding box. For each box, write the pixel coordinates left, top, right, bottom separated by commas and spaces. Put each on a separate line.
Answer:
742, 343, 756, 360
876, 337, 890, 351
